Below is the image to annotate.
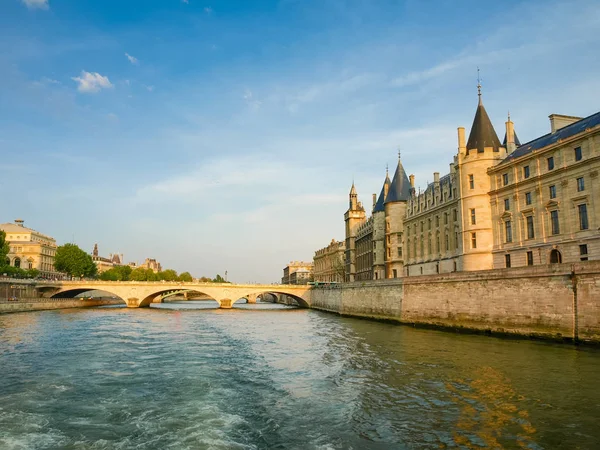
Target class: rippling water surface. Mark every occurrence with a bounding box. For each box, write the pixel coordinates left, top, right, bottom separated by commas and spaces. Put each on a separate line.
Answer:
1, 301, 599, 449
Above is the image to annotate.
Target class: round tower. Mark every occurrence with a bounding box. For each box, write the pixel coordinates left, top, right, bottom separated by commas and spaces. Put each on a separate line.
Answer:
457, 84, 506, 271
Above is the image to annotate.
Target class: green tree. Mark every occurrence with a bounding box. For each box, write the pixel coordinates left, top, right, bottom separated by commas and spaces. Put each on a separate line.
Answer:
99, 265, 132, 281
54, 243, 98, 278
178, 272, 193, 282
0, 230, 10, 266
212, 274, 228, 283
159, 269, 178, 281
130, 267, 149, 281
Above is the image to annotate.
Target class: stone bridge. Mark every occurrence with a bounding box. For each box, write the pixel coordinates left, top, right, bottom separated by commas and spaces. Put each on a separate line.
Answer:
33, 281, 312, 309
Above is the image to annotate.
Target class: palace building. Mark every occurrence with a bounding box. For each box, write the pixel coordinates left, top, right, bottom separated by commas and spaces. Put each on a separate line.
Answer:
0, 219, 58, 277
337, 86, 599, 280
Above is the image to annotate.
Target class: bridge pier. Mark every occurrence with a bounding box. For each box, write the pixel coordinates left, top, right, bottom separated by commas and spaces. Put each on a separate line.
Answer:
246, 294, 258, 304
220, 299, 233, 309
127, 298, 141, 308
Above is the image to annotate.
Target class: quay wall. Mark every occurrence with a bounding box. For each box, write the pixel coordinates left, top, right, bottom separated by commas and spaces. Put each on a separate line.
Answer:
0, 298, 123, 314
310, 262, 600, 343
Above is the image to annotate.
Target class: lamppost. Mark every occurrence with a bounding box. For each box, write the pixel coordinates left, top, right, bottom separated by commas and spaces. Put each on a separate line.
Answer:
225, 270, 228, 282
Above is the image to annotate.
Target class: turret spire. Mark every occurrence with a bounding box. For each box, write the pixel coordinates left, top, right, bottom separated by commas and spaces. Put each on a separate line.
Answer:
477, 67, 482, 105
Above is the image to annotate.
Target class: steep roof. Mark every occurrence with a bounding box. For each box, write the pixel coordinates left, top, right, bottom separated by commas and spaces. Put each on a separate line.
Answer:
384, 159, 411, 203
373, 173, 391, 212
466, 96, 502, 153
502, 130, 522, 147
499, 110, 600, 166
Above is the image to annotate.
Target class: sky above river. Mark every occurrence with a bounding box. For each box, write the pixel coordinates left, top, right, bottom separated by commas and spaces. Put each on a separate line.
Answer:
2, 0, 600, 282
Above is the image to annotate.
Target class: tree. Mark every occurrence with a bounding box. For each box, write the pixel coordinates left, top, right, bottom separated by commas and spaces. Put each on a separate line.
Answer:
213, 274, 228, 283
54, 243, 98, 278
159, 269, 178, 281
99, 265, 132, 281
0, 230, 10, 266
178, 272, 193, 282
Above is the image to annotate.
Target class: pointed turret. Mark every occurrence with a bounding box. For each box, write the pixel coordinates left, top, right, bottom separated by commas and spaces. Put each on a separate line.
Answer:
373, 170, 392, 212
349, 182, 358, 209
384, 156, 411, 203
466, 82, 502, 154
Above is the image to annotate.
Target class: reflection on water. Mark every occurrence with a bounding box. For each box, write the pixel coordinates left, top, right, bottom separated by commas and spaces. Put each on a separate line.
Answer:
0, 305, 598, 449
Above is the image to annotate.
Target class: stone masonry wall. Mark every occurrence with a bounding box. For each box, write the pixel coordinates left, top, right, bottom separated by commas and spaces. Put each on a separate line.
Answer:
0, 298, 122, 314
311, 261, 600, 343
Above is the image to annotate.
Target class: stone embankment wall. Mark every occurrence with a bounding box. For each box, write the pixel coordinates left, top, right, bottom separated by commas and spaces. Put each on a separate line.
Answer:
0, 298, 123, 314
311, 262, 600, 343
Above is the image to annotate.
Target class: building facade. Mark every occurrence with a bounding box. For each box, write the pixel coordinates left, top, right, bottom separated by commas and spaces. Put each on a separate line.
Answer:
139, 258, 162, 273
339, 87, 600, 281
0, 219, 58, 277
281, 261, 314, 284
313, 239, 346, 283
489, 112, 600, 268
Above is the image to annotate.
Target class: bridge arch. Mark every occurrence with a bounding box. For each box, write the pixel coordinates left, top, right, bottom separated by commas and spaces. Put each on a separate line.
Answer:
138, 289, 221, 308
241, 291, 309, 308
50, 288, 126, 304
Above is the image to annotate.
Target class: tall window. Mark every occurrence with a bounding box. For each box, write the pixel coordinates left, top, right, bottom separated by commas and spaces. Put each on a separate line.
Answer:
436, 235, 440, 253
579, 204, 589, 230
469, 174, 474, 189
397, 247, 402, 257
526, 216, 535, 239
549, 185, 556, 199
525, 192, 532, 205
471, 232, 477, 249
428, 218, 431, 230
550, 210, 560, 235
505, 254, 511, 268
577, 177, 585, 192
445, 234, 449, 251
523, 166, 530, 179
435, 216, 439, 227
470, 208, 476, 225
504, 198, 510, 211
453, 209, 458, 221
427, 236, 432, 255
420, 222, 424, 232
505, 220, 512, 243
547, 156, 554, 170
575, 147, 582, 161
502, 173, 509, 186
444, 213, 448, 225
527, 251, 534, 266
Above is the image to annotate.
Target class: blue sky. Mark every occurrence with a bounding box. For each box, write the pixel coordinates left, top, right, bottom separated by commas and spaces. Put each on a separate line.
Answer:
2, 0, 599, 282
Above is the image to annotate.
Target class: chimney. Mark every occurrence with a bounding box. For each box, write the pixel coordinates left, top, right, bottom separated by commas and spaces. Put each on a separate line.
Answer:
457, 127, 466, 151
372, 193, 377, 210
433, 172, 440, 184
409, 174, 415, 188
549, 114, 582, 133
505, 116, 516, 154
14, 219, 24, 227
449, 163, 455, 174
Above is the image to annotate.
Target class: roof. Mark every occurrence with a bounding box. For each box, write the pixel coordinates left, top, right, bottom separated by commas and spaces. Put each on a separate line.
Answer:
384, 159, 411, 203
466, 97, 502, 153
373, 173, 391, 212
499, 110, 600, 166
502, 131, 521, 147
0, 223, 55, 241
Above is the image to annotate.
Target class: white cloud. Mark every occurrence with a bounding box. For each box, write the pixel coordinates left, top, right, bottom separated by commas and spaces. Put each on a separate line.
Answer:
71, 71, 113, 93
204, 6, 213, 13
125, 52, 139, 65
182, 0, 189, 3
21, 0, 49, 10
144, 85, 155, 92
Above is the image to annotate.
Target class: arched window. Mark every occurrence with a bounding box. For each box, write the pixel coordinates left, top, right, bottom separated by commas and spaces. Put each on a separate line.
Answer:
550, 249, 562, 264
28, 260, 33, 269
14, 257, 21, 268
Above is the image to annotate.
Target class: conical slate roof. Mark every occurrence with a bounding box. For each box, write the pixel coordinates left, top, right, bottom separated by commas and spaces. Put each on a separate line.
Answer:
349, 183, 357, 195
373, 173, 391, 212
384, 159, 411, 203
466, 96, 502, 153
502, 130, 521, 147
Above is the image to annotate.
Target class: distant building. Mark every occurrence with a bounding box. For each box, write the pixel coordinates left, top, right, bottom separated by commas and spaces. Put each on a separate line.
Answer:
313, 239, 345, 283
139, 258, 162, 273
91, 243, 124, 273
0, 219, 58, 277
281, 261, 313, 285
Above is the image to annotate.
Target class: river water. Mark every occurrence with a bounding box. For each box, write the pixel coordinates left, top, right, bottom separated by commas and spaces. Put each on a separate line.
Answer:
1, 301, 599, 449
